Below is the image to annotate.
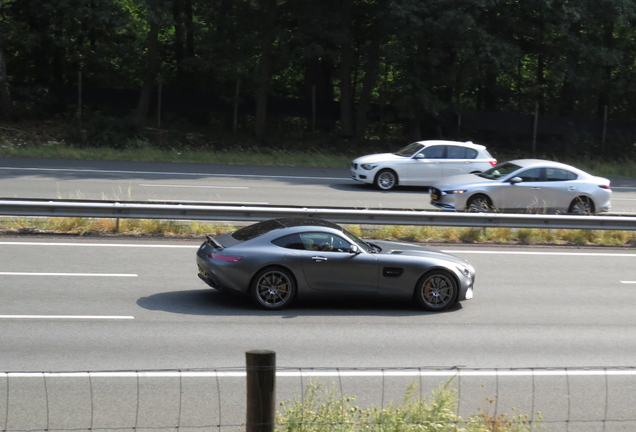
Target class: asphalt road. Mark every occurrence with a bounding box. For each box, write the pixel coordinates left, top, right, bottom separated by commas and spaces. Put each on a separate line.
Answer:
2, 238, 636, 430
2, 157, 636, 430
2, 157, 636, 213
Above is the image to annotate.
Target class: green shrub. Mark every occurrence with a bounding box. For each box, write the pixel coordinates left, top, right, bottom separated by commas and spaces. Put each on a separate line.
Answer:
275, 381, 541, 432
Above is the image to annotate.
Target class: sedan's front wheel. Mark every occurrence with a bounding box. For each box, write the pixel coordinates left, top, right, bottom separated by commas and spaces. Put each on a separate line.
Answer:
466, 194, 492, 212
414, 270, 458, 311
250, 267, 297, 310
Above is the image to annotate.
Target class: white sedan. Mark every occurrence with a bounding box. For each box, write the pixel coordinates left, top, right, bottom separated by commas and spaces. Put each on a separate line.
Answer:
430, 159, 612, 214
350, 140, 496, 190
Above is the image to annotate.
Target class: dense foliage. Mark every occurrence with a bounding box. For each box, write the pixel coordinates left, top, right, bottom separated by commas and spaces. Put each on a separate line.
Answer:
1, 0, 635, 153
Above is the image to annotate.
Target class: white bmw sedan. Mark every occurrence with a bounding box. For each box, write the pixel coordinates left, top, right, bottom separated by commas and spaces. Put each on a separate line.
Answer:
430, 159, 612, 214
350, 140, 496, 190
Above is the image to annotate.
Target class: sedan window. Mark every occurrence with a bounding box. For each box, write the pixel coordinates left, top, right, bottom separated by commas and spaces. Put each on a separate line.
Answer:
546, 168, 578, 181
517, 168, 542, 182
478, 162, 522, 180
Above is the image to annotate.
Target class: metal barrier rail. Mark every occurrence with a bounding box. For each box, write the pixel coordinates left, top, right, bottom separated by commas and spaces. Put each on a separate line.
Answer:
1, 198, 636, 230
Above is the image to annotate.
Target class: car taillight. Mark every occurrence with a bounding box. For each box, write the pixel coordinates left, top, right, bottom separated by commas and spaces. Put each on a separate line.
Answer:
598, 185, 611, 190
489, 160, 497, 167
209, 253, 243, 263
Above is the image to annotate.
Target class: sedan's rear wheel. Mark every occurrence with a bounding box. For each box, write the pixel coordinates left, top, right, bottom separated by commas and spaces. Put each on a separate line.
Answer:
250, 267, 297, 310
414, 270, 458, 311
568, 196, 594, 215
375, 169, 398, 190
466, 194, 492, 212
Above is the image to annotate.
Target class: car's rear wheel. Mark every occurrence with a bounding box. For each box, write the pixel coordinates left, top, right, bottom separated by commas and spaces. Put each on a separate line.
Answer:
568, 196, 594, 215
375, 169, 398, 190
250, 267, 297, 310
414, 270, 458, 311
466, 194, 492, 212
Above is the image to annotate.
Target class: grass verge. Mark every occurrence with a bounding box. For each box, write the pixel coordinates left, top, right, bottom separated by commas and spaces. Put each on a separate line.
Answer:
275, 381, 541, 431
2, 217, 635, 247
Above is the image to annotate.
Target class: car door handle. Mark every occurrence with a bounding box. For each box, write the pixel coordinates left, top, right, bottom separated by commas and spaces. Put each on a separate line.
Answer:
568, 186, 576, 191
312, 256, 328, 262
532, 187, 541, 190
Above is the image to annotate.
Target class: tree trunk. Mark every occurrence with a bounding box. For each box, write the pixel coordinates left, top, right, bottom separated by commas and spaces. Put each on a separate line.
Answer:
254, 0, 277, 136
0, 40, 12, 119
355, 47, 380, 143
134, 21, 160, 125
338, 0, 354, 137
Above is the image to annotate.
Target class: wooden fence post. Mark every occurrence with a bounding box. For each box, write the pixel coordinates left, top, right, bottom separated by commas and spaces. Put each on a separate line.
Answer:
246, 350, 276, 432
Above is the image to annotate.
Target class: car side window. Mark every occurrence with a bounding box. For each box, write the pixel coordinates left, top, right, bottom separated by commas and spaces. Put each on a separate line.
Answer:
517, 168, 542, 182
420, 145, 445, 159
447, 146, 477, 159
271, 234, 305, 250
299, 232, 352, 252
546, 168, 577, 181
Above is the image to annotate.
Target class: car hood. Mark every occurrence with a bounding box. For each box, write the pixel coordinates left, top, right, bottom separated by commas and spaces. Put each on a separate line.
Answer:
369, 240, 469, 266
354, 153, 408, 164
432, 173, 491, 190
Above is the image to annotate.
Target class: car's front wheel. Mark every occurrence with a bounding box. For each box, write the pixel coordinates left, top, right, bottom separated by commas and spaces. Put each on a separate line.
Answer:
250, 267, 297, 310
568, 196, 594, 215
414, 270, 458, 311
466, 194, 492, 212
375, 169, 398, 190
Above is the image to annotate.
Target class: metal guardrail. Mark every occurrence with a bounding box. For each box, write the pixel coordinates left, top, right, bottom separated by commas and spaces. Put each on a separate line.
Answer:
1, 198, 636, 230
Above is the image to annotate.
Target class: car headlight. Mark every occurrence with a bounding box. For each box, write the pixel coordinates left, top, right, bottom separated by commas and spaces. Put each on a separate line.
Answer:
456, 265, 471, 277
360, 163, 378, 170
445, 190, 466, 194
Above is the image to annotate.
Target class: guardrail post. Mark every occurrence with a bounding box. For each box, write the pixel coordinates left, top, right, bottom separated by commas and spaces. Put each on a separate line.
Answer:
246, 349, 276, 432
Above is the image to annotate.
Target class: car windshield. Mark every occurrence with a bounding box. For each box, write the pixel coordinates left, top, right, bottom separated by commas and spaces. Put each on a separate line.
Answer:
341, 228, 377, 253
394, 142, 425, 157
477, 162, 522, 180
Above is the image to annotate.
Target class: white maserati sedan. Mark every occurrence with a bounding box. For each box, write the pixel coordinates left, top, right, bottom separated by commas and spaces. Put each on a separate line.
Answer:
430, 159, 612, 214
350, 140, 497, 190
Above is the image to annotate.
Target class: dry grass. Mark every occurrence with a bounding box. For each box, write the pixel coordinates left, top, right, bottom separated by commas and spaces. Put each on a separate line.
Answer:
2, 217, 635, 247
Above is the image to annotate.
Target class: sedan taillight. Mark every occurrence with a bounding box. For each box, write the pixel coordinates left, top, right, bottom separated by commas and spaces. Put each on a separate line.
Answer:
209, 253, 243, 263
489, 160, 497, 167
598, 185, 611, 190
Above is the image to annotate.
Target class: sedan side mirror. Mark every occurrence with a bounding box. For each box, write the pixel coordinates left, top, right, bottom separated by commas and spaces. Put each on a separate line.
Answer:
349, 244, 360, 254
509, 176, 522, 184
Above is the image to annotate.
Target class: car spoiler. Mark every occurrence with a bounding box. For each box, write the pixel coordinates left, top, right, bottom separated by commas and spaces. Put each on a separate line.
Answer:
205, 235, 224, 250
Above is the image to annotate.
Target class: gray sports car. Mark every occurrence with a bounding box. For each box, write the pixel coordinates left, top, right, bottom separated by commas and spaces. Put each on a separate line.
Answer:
196, 218, 475, 311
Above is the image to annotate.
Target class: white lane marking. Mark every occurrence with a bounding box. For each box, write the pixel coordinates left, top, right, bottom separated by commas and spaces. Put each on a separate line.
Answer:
139, 184, 248, 189
0, 166, 348, 181
0, 242, 197, 248
442, 250, 636, 258
0, 315, 134, 320
621, 281, 636, 284
0, 272, 137, 277
5, 369, 636, 378
149, 199, 269, 204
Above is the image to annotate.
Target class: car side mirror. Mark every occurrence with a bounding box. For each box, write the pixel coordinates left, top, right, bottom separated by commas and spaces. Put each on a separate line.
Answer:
349, 244, 360, 254
414, 153, 425, 159
509, 176, 522, 184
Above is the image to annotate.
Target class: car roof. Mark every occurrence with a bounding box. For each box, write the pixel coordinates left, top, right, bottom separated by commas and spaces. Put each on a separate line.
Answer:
506, 159, 583, 171
415, 140, 486, 150
231, 218, 343, 242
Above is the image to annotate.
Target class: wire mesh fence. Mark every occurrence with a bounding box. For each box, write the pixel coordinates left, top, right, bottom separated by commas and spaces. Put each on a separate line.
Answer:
3, 366, 636, 432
